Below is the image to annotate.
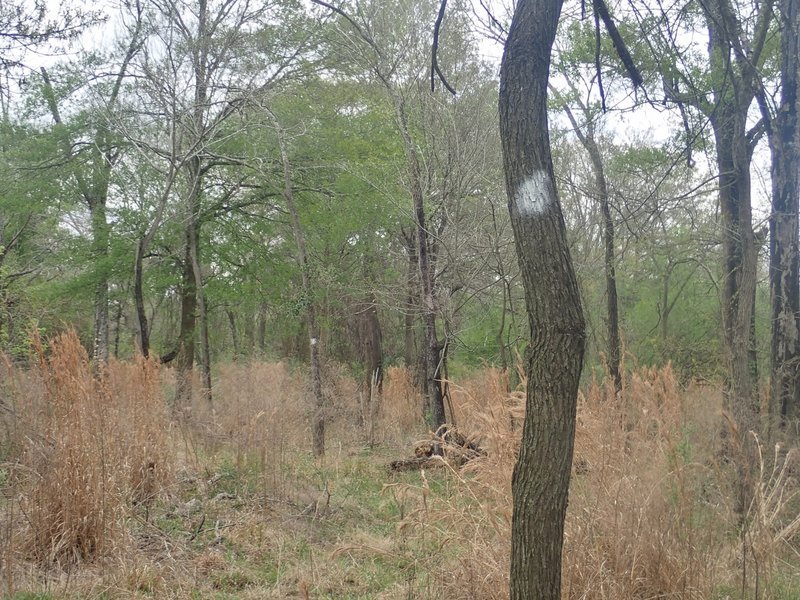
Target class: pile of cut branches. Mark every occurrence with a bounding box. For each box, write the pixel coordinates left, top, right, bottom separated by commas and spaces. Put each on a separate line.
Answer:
389, 424, 484, 472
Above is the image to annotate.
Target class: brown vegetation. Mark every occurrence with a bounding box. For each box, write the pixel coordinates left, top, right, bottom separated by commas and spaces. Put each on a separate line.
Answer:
1, 338, 799, 598
1, 332, 170, 569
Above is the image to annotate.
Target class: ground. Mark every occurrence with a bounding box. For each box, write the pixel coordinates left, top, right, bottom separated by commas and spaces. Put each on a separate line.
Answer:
3, 348, 800, 599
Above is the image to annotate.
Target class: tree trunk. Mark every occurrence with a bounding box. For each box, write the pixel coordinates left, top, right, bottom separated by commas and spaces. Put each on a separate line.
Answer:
112, 297, 123, 359
195, 269, 212, 407
697, 0, 764, 456
661, 266, 671, 342
359, 292, 383, 429
174, 226, 198, 417
500, 0, 586, 597
227, 309, 240, 359
133, 168, 174, 359
709, 98, 759, 518
244, 308, 255, 354
402, 228, 426, 393
497, 280, 509, 372
187, 172, 212, 408
712, 108, 759, 436
392, 95, 446, 429
271, 111, 326, 458
90, 200, 110, 365
596, 154, 621, 393
257, 303, 267, 353
134, 237, 150, 357
768, 0, 800, 431
173, 0, 214, 413
403, 229, 417, 372
559, 99, 620, 392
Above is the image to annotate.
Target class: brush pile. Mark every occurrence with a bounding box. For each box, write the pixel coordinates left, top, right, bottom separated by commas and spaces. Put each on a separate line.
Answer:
389, 424, 484, 472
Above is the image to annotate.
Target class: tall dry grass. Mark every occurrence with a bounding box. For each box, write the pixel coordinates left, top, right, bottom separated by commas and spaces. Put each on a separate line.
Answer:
563, 367, 732, 599
383, 364, 800, 599
3, 352, 798, 599
193, 360, 365, 501
1, 331, 171, 570
381, 365, 425, 442
207, 361, 307, 496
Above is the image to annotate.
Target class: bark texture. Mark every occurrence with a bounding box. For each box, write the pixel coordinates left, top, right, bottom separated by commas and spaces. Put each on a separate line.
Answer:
712, 104, 759, 434
500, 0, 586, 597
768, 0, 800, 428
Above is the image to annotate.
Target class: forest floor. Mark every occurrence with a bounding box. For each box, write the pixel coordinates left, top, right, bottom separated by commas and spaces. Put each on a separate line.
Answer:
18, 442, 468, 599
3, 408, 494, 598
3, 334, 800, 599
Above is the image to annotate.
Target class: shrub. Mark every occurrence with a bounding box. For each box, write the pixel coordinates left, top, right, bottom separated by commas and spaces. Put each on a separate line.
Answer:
7, 331, 170, 566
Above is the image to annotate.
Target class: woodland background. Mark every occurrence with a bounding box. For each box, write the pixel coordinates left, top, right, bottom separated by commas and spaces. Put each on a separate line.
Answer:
1, 0, 800, 597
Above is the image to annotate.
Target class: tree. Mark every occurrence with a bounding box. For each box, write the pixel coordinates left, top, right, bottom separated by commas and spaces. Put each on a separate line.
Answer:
629, 0, 773, 441
766, 0, 800, 429
499, 0, 586, 597
269, 109, 326, 457
311, 0, 448, 428
552, 84, 620, 391
0, 123, 64, 354
128, 0, 311, 410
313, 0, 501, 429
0, 0, 99, 67
39, 4, 145, 364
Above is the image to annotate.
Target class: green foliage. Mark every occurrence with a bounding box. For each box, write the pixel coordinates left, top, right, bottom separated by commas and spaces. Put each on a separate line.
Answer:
0, 0, 778, 393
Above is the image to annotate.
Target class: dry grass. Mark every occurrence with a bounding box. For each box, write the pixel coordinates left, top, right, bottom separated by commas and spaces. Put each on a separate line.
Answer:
563, 367, 732, 599
2, 351, 800, 599
742, 438, 800, 597
390, 364, 800, 599
1, 331, 170, 578
381, 365, 425, 442
200, 361, 306, 494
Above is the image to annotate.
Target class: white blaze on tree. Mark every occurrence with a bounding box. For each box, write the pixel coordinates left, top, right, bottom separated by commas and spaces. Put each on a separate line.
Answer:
515, 171, 555, 216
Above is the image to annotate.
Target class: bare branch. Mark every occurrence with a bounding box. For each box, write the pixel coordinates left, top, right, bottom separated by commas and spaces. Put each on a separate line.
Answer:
310, 0, 383, 58
593, 0, 644, 89
431, 0, 456, 95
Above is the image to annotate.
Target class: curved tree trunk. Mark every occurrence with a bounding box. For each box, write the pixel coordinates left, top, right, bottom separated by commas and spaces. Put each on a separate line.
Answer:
500, 0, 586, 597
134, 237, 151, 357
134, 166, 175, 358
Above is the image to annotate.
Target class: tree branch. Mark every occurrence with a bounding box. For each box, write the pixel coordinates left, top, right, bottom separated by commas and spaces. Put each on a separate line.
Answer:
592, 0, 644, 89
431, 0, 456, 95
310, 0, 383, 58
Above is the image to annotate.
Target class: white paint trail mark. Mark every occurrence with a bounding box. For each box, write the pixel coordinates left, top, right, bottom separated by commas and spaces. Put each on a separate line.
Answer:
515, 171, 553, 216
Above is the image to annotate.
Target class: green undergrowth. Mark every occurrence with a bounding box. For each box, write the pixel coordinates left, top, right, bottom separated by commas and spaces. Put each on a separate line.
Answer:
34, 442, 470, 599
